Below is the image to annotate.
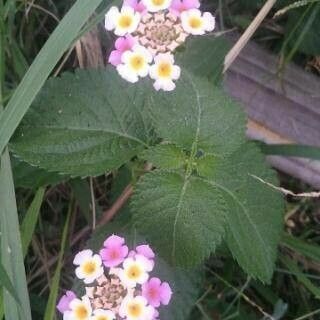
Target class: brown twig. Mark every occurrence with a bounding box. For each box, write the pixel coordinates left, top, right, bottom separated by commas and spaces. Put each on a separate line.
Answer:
98, 184, 133, 226
251, 174, 320, 198
28, 183, 134, 283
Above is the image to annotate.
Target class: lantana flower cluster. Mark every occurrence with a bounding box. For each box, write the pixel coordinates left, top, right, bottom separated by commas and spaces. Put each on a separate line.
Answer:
105, 0, 215, 91
57, 235, 172, 320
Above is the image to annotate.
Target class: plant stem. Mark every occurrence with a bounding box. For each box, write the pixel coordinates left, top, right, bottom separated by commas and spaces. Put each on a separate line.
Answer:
224, 0, 277, 72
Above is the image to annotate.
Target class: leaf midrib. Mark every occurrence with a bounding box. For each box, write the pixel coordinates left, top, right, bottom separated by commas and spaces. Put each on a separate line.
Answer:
201, 177, 272, 274
171, 75, 202, 263
18, 124, 149, 147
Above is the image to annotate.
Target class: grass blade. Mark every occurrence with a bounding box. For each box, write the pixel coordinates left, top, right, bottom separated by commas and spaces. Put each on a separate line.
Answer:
0, 260, 20, 303
282, 233, 320, 263
0, 150, 32, 320
20, 187, 45, 257
43, 199, 73, 320
282, 256, 320, 298
0, 0, 104, 154
262, 144, 320, 160
0, 2, 32, 318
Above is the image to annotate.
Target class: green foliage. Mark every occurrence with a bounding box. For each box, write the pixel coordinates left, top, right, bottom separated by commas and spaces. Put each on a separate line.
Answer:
176, 35, 231, 82
11, 42, 283, 282
0, 151, 32, 320
11, 68, 153, 177
141, 144, 187, 169
285, 3, 320, 55
20, 187, 45, 257
12, 157, 67, 189
146, 73, 246, 157
201, 143, 283, 283
132, 171, 226, 267
44, 201, 72, 320
0, 0, 106, 155
0, 260, 20, 304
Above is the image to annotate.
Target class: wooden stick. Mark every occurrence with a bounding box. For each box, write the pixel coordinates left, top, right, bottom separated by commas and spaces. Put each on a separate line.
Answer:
224, 0, 277, 72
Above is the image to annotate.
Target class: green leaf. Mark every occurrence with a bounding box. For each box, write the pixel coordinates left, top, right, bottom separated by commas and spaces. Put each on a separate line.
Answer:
261, 143, 320, 160
285, 3, 320, 55
20, 187, 45, 257
132, 170, 226, 267
0, 150, 32, 320
11, 68, 152, 177
0, 0, 105, 155
147, 72, 246, 157
12, 156, 67, 189
282, 233, 320, 263
132, 74, 282, 280
141, 143, 187, 169
44, 200, 72, 320
282, 256, 320, 299
0, 260, 20, 304
201, 143, 283, 283
85, 212, 203, 320
176, 35, 231, 83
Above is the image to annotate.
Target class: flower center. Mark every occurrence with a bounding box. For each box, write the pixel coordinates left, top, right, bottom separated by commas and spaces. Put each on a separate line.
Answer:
75, 306, 89, 319
128, 303, 143, 317
135, 12, 188, 56
86, 275, 128, 313
152, 0, 165, 6
148, 287, 159, 299
127, 265, 142, 279
119, 15, 133, 28
83, 261, 96, 275
130, 55, 145, 71
189, 17, 202, 29
110, 249, 119, 260
97, 316, 108, 320
158, 62, 172, 78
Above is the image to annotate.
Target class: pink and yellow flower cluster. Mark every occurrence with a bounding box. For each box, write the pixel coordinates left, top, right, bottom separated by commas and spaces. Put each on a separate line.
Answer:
105, 0, 215, 91
57, 235, 172, 320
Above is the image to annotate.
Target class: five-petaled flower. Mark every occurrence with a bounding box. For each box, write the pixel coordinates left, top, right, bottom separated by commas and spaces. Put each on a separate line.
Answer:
57, 235, 172, 320
105, 0, 215, 91
74, 250, 104, 284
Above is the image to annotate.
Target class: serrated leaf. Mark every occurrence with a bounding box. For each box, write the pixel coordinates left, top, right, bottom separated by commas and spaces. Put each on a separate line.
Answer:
176, 35, 231, 83
10, 68, 152, 177
141, 144, 187, 169
200, 143, 283, 283
147, 72, 246, 157
132, 170, 226, 267
12, 156, 67, 189
81, 210, 202, 320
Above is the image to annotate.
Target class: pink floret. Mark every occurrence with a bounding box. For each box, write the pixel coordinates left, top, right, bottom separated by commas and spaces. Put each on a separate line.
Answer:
100, 234, 129, 267
56, 290, 76, 314
170, 0, 200, 15
142, 278, 173, 308
123, 0, 147, 14
108, 36, 136, 66
136, 244, 155, 259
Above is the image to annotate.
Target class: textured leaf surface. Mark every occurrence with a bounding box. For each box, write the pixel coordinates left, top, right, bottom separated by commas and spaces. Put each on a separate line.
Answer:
11, 68, 152, 177
147, 72, 246, 156
201, 143, 283, 282
176, 35, 230, 82
141, 144, 186, 169
84, 212, 202, 320
132, 171, 226, 267
12, 156, 67, 189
